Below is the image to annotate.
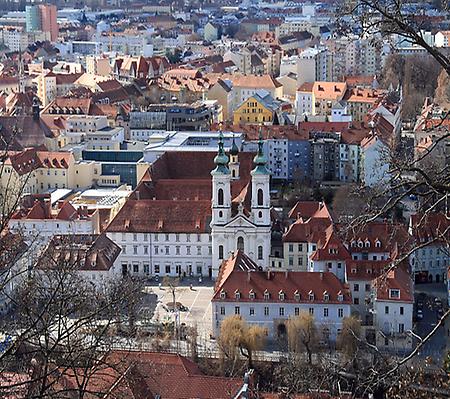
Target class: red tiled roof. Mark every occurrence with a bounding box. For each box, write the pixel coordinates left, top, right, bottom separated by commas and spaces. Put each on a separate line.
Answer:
213, 251, 351, 304
288, 201, 325, 219
373, 265, 414, 303
409, 212, 450, 243
106, 199, 212, 233
346, 259, 390, 281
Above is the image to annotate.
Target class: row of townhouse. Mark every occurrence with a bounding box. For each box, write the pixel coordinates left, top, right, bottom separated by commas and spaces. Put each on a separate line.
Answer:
280, 201, 415, 349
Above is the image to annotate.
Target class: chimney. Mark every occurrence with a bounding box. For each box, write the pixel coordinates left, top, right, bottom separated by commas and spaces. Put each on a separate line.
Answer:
320, 272, 323, 280
285, 270, 288, 279
247, 271, 251, 282
266, 270, 271, 280
135, 190, 140, 200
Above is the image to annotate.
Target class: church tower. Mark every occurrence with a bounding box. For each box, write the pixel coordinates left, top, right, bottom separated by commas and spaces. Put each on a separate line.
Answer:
228, 138, 240, 180
211, 131, 231, 226
251, 131, 271, 227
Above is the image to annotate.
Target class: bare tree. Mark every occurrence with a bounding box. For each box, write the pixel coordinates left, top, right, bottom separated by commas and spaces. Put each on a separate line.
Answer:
287, 312, 318, 364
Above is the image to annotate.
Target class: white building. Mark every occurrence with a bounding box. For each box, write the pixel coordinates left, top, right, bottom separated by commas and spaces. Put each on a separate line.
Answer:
409, 213, 450, 284
212, 251, 352, 340
372, 267, 414, 350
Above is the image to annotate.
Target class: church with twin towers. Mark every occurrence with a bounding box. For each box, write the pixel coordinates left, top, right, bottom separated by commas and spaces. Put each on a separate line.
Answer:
210, 132, 272, 278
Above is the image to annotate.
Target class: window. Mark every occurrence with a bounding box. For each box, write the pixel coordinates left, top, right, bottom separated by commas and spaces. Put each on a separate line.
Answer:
323, 292, 329, 301
144, 246, 148, 255
398, 323, 404, 333
400, 306, 404, 315
186, 246, 191, 255
264, 306, 269, 316
165, 246, 169, 255
220, 307, 225, 315
264, 290, 270, 300
354, 283, 359, 292
176, 246, 180, 255
279, 291, 285, 301
295, 307, 299, 316
257, 246, 263, 260
133, 264, 139, 273
154, 246, 159, 255
154, 264, 160, 274
298, 243, 303, 251
279, 307, 285, 316
249, 307, 255, 316
197, 246, 202, 256
218, 245, 224, 259
257, 188, 263, 206
309, 308, 314, 315
353, 298, 359, 305
220, 290, 226, 299
389, 289, 400, 299
338, 308, 344, 318
165, 234, 169, 241
133, 233, 137, 241
175, 234, 180, 242
144, 263, 149, 274
235, 291, 241, 300
308, 291, 314, 301
289, 256, 294, 266
154, 234, 159, 242
365, 284, 371, 292
337, 262, 342, 269
218, 188, 224, 205
289, 244, 293, 252
144, 233, 148, 241
385, 306, 389, 314
323, 308, 329, 317
237, 237, 244, 252
235, 306, 240, 315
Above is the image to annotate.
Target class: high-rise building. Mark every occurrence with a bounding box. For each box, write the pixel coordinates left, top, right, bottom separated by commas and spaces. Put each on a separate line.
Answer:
25, 4, 58, 42
39, 4, 58, 42
25, 5, 41, 32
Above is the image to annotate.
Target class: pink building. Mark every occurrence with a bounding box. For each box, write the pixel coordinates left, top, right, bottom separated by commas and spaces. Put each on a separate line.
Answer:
39, 4, 58, 42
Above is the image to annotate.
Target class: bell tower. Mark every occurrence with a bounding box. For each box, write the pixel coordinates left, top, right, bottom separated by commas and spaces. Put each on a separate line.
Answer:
211, 131, 231, 226
228, 137, 240, 180
251, 130, 270, 226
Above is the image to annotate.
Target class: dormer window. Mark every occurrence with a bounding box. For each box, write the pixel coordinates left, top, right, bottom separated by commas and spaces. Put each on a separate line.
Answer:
337, 291, 343, 302
323, 291, 329, 301
249, 290, 255, 300
351, 240, 356, 247
389, 289, 400, 299
279, 291, 285, 301
234, 290, 241, 300
308, 290, 314, 301
220, 290, 226, 299
294, 290, 300, 301
365, 240, 370, 248
367, 269, 372, 274
375, 240, 381, 248
351, 268, 357, 274
358, 241, 363, 248
264, 290, 270, 300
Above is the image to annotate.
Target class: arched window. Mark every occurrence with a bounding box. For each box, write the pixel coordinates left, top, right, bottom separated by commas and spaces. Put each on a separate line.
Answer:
218, 188, 224, 205
257, 188, 263, 206
237, 237, 244, 252
218, 245, 224, 259
258, 245, 263, 260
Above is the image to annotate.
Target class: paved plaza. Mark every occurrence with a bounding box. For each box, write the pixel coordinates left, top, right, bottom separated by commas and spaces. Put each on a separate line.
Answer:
148, 284, 215, 337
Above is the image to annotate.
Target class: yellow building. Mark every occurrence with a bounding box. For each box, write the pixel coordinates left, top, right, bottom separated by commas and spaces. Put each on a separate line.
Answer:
233, 91, 279, 125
